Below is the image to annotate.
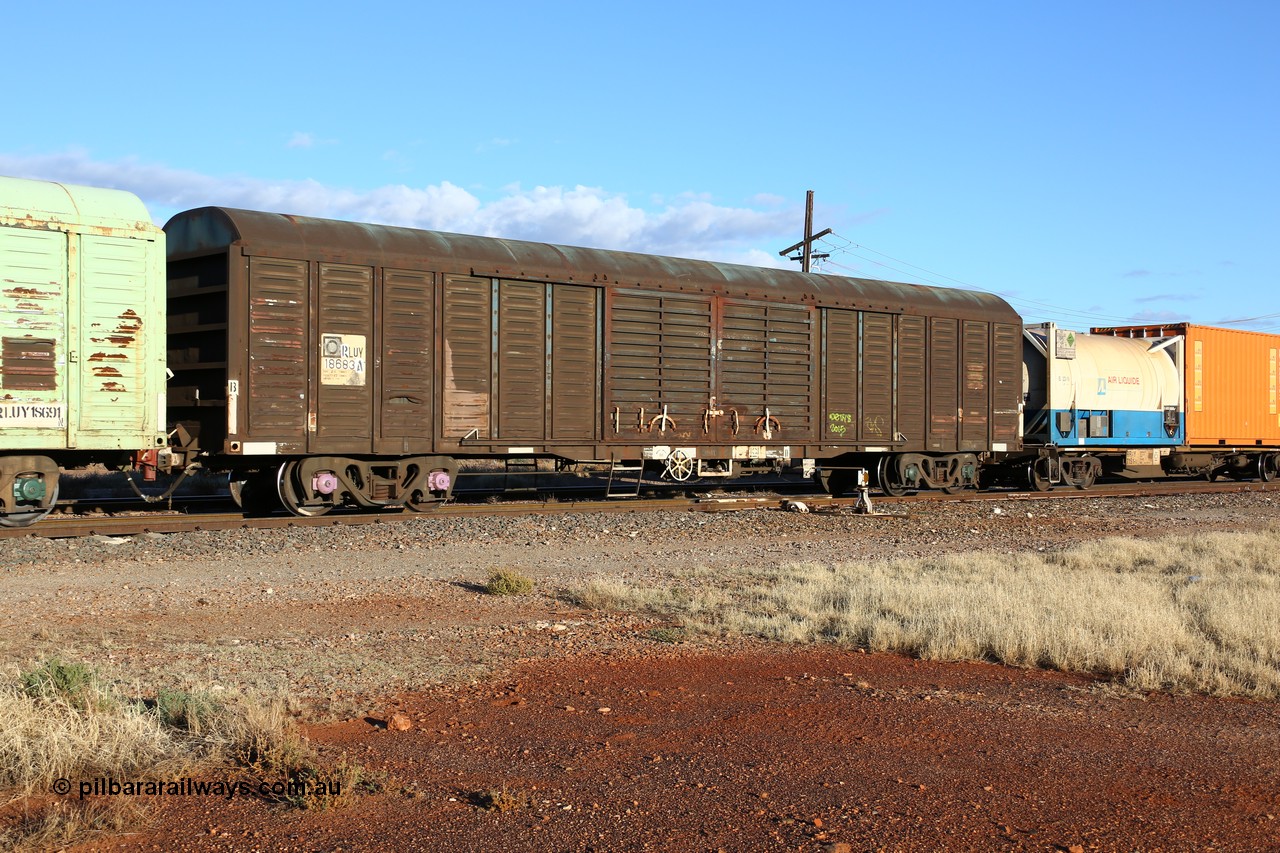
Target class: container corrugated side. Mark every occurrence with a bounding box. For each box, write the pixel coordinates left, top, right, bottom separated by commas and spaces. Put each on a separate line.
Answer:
1183, 324, 1280, 446
1094, 323, 1280, 446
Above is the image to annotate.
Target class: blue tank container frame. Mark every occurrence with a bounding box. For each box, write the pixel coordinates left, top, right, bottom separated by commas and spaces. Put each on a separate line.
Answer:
984, 323, 1185, 490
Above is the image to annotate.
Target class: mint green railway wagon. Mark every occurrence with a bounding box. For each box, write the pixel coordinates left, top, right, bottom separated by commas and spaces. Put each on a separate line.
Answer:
0, 176, 168, 526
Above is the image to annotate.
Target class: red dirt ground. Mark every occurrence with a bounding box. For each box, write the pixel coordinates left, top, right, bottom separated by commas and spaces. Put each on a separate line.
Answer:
94, 646, 1280, 852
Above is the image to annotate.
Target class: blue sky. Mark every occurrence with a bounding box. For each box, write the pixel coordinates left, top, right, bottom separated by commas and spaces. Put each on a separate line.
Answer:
3, 2, 1276, 331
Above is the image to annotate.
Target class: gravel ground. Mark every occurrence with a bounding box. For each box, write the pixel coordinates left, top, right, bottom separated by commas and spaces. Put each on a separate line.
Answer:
114, 648, 1280, 853
3, 490, 1276, 710
5, 489, 1279, 852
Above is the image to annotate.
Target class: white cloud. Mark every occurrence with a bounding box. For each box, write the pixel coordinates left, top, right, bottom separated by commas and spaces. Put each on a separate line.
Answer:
0, 151, 801, 265
734, 248, 793, 270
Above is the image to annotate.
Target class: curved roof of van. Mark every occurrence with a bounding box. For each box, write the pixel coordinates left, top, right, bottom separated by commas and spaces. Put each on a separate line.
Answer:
0, 175, 159, 237
166, 206, 1020, 322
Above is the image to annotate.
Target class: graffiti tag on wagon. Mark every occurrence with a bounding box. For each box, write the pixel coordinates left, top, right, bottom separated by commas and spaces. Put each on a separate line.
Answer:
828, 412, 853, 436
0, 403, 66, 427
320, 334, 367, 387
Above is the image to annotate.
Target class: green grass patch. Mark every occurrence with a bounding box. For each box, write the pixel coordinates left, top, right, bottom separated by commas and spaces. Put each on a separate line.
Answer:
20, 659, 111, 712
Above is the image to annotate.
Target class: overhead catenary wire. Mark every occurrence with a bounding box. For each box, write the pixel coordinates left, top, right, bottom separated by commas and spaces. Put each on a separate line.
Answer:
1210, 311, 1280, 325
828, 264, 1145, 326
811, 232, 1273, 331
811, 233, 1158, 327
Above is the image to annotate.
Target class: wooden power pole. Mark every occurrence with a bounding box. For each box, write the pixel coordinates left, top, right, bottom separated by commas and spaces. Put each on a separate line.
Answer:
779, 190, 831, 272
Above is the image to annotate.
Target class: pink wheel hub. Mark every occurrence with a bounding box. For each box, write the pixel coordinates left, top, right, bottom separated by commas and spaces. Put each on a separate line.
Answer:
312, 471, 339, 495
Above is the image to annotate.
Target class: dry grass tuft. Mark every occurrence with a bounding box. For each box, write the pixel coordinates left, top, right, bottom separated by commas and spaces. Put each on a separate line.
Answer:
0, 676, 186, 793
259, 755, 371, 811
0, 663, 367, 847
644, 627, 687, 644
574, 529, 1280, 698
0, 798, 147, 852
467, 786, 530, 811
484, 569, 534, 596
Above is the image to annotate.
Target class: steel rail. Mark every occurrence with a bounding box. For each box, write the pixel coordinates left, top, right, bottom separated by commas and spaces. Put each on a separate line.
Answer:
4, 479, 1277, 541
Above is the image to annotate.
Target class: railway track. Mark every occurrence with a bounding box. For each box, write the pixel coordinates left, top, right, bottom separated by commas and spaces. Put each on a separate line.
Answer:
5, 478, 1277, 540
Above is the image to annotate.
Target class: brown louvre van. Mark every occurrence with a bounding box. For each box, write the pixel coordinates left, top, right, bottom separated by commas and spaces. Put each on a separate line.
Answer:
164, 207, 1022, 514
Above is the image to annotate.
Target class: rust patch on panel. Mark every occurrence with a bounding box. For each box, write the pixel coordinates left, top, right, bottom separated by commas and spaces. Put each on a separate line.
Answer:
2, 287, 55, 300
86, 352, 129, 362
92, 366, 123, 377
113, 309, 143, 336
99, 381, 127, 392
1, 337, 57, 391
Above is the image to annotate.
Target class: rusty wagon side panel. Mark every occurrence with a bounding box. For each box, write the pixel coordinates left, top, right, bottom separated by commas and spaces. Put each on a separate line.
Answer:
816, 310, 1019, 457
163, 207, 1022, 471
605, 290, 714, 448
0, 176, 166, 453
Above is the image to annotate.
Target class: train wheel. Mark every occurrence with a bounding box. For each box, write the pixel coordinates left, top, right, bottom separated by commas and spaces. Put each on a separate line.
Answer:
0, 481, 59, 528
405, 489, 436, 512
1262, 454, 1280, 483
877, 457, 911, 497
1026, 458, 1052, 492
1063, 461, 1097, 490
228, 474, 250, 508
277, 462, 333, 517
663, 450, 695, 482
403, 458, 455, 511
1072, 467, 1097, 490
405, 476, 446, 512
232, 472, 281, 517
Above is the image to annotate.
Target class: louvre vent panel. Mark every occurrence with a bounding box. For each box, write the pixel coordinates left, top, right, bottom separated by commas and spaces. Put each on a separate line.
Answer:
442, 276, 492, 439
315, 263, 374, 448
380, 269, 434, 443
992, 322, 1021, 443
607, 292, 713, 440
496, 280, 546, 439
928, 317, 959, 449
860, 312, 893, 442
247, 257, 308, 438
897, 315, 927, 444
550, 285, 599, 440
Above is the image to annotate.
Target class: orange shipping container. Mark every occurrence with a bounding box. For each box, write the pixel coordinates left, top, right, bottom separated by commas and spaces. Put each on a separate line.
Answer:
1092, 323, 1280, 447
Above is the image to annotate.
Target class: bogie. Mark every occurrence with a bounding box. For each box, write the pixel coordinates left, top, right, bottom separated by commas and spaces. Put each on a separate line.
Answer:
248, 456, 459, 518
